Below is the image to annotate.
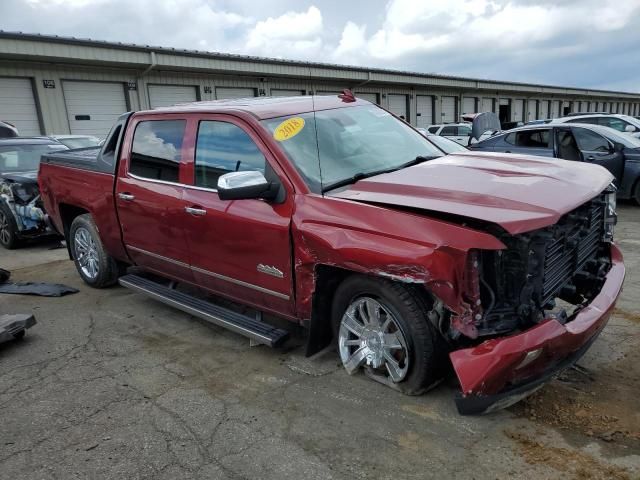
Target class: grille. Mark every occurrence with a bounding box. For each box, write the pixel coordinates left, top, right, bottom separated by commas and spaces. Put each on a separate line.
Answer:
540, 198, 604, 306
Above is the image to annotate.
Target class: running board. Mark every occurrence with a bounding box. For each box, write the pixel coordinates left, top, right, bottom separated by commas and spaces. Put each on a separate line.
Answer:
118, 274, 289, 347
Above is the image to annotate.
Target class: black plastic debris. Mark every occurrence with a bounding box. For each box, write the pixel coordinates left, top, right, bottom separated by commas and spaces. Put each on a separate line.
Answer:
0, 314, 36, 343
0, 268, 78, 297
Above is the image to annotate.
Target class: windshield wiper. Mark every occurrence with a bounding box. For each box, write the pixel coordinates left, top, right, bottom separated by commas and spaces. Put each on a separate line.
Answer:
321, 155, 438, 193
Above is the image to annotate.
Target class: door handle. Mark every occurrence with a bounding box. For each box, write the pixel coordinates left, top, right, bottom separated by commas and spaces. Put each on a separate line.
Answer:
118, 192, 135, 201
185, 206, 207, 216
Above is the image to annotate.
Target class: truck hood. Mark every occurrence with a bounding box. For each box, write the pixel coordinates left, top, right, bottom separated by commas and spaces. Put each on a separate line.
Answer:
329, 151, 613, 234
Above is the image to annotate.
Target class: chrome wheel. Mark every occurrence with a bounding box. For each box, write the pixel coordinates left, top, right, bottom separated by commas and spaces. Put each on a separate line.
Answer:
74, 227, 99, 279
0, 210, 10, 245
338, 296, 410, 382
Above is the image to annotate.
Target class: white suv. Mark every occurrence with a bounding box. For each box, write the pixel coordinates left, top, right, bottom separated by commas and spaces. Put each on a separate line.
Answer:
554, 114, 640, 138
426, 123, 473, 145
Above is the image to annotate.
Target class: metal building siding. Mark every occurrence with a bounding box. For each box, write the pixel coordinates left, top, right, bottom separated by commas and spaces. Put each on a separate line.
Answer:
0, 77, 41, 135
388, 94, 408, 120
462, 97, 476, 114
63, 80, 128, 137
416, 95, 433, 128
215, 87, 257, 99
148, 84, 198, 108
551, 100, 560, 118
441, 96, 456, 122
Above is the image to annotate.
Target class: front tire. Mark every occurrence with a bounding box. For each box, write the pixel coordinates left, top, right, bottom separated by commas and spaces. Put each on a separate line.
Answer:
69, 214, 120, 288
0, 202, 21, 249
332, 275, 444, 395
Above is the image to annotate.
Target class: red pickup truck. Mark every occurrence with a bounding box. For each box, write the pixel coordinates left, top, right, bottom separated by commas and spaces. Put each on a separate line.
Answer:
38, 94, 625, 414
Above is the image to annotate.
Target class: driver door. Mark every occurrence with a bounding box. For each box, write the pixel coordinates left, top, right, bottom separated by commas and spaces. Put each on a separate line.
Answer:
181, 115, 295, 316
571, 126, 625, 185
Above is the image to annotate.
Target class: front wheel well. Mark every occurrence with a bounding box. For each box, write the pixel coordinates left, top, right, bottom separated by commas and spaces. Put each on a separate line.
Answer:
305, 265, 437, 356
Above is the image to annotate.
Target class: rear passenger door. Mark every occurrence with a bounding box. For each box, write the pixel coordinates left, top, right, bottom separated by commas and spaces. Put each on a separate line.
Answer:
181, 116, 295, 316
115, 116, 193, 282
571, 126, 625, 184
503, 128, 553, 157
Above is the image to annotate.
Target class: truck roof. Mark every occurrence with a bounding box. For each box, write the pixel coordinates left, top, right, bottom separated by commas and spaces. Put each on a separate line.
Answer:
138, 95, 369, 120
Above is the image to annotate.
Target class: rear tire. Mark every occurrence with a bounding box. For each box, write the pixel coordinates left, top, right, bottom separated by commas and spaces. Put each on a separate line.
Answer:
0, 202, 21, 250
331, 274, 444, 395
69, 214, 120, 288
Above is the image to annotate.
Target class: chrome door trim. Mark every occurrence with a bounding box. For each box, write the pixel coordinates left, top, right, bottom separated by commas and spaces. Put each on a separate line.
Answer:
126, 245, 290, 301
191, 265, 290, 301
127, 245, 190, 268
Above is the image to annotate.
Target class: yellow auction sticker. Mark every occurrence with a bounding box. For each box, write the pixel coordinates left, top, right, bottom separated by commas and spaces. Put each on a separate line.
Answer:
273, 117, 305, 141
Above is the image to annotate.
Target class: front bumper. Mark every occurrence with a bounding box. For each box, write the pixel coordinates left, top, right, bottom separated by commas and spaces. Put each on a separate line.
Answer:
450, 244, 625, 415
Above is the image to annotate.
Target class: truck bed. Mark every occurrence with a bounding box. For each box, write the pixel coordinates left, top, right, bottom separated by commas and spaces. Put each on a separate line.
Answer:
40, 146, 113, 174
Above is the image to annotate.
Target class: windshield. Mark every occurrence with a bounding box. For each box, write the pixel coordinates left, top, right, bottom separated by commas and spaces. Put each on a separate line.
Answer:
57, 137, 100, 149
262, 105, 443, 193
0, 143, 67, 173
427, 134, 468, 153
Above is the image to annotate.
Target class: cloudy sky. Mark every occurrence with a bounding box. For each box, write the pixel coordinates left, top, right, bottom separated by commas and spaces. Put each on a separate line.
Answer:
2, 0, 640, 92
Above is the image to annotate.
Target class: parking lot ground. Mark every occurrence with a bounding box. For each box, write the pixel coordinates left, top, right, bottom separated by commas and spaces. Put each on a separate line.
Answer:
0, 205, 638, 480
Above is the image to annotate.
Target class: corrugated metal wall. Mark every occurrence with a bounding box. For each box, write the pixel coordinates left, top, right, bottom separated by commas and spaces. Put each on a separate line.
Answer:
1, 59, 638, 135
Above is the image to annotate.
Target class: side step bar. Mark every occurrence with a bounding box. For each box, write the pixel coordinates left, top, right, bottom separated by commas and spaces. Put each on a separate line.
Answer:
118, 274, 289, 347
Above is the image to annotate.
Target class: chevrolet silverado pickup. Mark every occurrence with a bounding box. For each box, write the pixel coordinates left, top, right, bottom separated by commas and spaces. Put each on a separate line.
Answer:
38, 94, 625, 414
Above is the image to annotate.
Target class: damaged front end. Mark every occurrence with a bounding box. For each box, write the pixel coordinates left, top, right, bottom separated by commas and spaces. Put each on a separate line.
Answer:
450, 188, 625, 414
1, 173, 54, 242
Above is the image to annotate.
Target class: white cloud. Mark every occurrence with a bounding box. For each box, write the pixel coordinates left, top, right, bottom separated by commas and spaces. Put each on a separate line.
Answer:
246, 6, 324, 57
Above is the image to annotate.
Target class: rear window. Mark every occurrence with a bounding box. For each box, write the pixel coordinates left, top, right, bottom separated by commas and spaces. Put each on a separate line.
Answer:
0, 143, 67, 172
441, 126, 457, 136
427, 126, 439, 134
130, 120, 186, 182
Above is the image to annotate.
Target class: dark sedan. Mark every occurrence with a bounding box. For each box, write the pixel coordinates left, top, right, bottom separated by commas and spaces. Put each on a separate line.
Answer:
469, 123, 640, 204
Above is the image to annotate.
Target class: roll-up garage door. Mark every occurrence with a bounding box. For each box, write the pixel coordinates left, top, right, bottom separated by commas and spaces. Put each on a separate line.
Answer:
527, 100, 537, 120
513, 99, 524, 122
355, 92, 378, 104
0, 77, 41, 135
462, 97, 476, 115
216, 87, 256, 99
551, 100, 560, 118
481, 97, 494, 113
388, 94, 408, 120
63, 81, 127, 138
539, 100, 549, 119
148, 85, 198, 109
416, 95, 433, 128
271, 89, 304, 97
589, 101, 597, 112
317, 91, 342, 96
441, 96, 456, 123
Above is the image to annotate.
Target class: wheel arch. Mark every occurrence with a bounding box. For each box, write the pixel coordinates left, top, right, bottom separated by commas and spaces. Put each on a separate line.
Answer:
59, 204, 90, 258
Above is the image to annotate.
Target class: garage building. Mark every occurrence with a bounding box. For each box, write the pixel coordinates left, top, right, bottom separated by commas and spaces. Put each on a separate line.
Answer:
0, 31, 639, 137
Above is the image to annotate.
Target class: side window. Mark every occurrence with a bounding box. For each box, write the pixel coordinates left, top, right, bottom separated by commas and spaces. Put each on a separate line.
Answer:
457, 125, 472, 136
504, 133, 516, 145
573, 128, 610, 152
515, 129, 550, 147
130, 120, 186, 182
195, 121, 266, 189
441, 126, 457, 136
427, 126, 439, 134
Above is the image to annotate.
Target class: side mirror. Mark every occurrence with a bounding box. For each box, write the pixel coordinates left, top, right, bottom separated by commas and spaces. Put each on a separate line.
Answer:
625, 125, 636, 133
613, 142, 625, 153
217, 171, 279, 201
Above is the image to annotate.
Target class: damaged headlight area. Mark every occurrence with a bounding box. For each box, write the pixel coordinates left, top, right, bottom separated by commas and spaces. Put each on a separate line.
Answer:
0, 174, 50, 235
473, 191, 613, 337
